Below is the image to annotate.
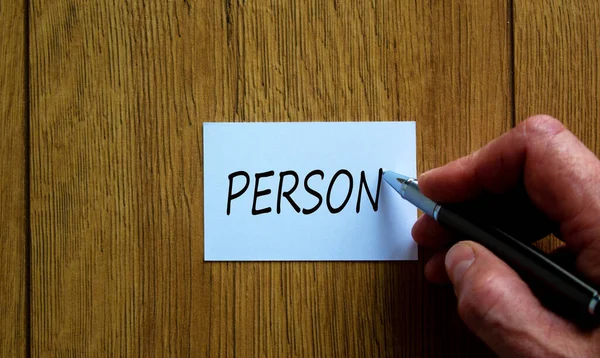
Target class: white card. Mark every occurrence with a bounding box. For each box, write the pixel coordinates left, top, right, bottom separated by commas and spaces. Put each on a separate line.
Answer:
203, 122, 418, 261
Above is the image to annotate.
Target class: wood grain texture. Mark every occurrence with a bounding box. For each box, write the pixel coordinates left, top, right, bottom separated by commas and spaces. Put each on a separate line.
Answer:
30, 1, 202, 355
419, 2, 511, 357
514, 0, 600, 252
514, 0, 599, 151
29, 0, 510, 356
0, 0, 28, 356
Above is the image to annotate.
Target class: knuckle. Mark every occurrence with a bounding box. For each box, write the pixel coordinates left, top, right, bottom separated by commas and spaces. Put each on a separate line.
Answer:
525, 114, 559, 126
519, 115, 566, 138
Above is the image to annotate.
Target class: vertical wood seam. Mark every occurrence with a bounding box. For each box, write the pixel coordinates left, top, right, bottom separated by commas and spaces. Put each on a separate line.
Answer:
24, 0, 31, 356
509, 0, 516, 127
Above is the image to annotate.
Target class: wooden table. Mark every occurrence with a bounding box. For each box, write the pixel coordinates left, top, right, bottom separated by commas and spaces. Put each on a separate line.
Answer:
2, 1, 598, 356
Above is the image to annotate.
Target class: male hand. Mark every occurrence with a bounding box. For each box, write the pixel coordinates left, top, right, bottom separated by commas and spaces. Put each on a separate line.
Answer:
413, 115, 600, 357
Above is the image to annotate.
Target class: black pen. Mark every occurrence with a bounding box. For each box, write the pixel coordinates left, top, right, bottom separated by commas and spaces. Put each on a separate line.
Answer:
383, 171, 600, 324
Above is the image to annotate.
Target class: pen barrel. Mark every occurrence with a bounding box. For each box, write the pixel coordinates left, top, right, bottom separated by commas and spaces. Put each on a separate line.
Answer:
436, 206, 599, 322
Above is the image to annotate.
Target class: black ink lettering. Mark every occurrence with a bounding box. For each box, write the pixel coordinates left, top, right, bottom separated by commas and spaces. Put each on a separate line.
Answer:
302, 170, 324, 214
227, 171, 250, 215
326, 169, 353, 214
252, 170, 274, 215
277, 171, 300, 214
356, 168, 383, 213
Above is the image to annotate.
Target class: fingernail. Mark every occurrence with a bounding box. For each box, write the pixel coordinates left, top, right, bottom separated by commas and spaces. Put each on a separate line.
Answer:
445, 243, 475, 283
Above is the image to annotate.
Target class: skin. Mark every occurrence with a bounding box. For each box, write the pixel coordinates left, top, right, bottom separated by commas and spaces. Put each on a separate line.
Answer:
412, 115, 600, 357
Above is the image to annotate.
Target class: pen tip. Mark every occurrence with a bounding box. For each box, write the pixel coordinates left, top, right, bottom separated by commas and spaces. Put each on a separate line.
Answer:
383, 171, 410, 192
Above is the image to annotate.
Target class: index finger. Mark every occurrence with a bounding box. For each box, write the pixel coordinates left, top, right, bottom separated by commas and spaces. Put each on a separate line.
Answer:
418, 115, 600, 255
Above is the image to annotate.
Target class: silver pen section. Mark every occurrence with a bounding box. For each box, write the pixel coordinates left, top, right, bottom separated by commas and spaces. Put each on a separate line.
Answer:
382, 171, 441, 220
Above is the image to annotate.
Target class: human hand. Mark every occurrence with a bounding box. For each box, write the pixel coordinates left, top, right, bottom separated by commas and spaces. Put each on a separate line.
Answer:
413, 115, 600, 357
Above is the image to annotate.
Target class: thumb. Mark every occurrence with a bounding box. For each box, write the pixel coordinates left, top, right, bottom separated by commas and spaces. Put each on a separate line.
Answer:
445, 241, 589, 357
